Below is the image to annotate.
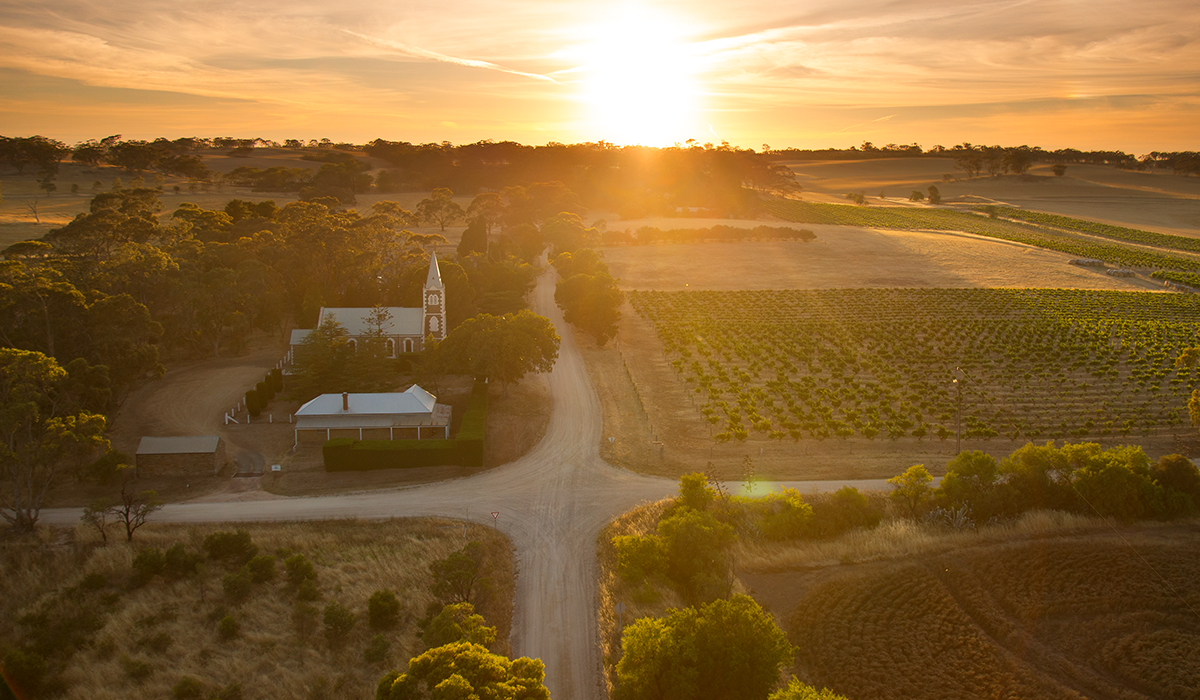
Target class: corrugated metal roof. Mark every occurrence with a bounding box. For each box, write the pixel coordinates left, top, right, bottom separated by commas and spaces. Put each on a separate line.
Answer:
290, 329, 312, 345
318, 307, 422, 336
137, 436, 221, 455
295, 385, 438, 417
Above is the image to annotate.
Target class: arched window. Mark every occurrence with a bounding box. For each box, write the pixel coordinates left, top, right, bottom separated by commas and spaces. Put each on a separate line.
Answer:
428, 316, 441, 333
386, 338, 396, 358
403, 338, 413, 353
347, 338, 358, 352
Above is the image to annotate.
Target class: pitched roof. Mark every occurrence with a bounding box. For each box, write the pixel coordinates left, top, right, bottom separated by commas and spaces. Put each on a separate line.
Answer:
425, 253, 444, 290
318, 307, 423, 336
137, 436, 221, 455
295, 385, 438, 417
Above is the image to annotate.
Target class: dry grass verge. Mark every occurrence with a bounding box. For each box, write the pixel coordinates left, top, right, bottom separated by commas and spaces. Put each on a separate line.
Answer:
1, 519, 514, 700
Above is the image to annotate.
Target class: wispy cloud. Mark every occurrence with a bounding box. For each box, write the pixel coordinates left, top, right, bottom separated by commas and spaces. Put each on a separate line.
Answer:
343, 30, 557, 82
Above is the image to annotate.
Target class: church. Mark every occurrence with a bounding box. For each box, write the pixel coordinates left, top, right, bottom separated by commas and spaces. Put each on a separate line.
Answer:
289, 254, 447, 358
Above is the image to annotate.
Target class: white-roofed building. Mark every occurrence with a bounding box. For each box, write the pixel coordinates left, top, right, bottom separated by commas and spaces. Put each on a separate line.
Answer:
287, 254, 447, 362
293, 384, 452, 445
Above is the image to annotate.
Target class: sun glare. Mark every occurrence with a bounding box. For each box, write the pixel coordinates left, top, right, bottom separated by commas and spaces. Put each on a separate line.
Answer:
566, 6, 703, 146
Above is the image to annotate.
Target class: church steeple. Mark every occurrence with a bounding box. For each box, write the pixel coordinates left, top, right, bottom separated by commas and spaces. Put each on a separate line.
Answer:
422, 253, 446, 344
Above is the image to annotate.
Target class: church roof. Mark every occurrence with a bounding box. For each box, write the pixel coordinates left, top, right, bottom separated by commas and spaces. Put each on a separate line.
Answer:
318, 307, 422, 337
425, 253, 444, 290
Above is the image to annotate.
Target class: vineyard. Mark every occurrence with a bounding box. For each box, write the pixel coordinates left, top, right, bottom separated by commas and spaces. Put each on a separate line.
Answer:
981, 205, 1200, 254
786, 534, 1200, 700
762, 199, 1200, 272
629, 288, 1200, 444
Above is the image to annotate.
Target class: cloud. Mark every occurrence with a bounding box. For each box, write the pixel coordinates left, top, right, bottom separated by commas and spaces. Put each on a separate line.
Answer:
342, 30, 557, 82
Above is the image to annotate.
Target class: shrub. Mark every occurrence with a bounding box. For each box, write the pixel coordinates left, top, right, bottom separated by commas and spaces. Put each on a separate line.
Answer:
658, 508, 736, 603
612, 535, 666, 587
323, 602, 355, 647
368, 589, 402, 631
120, 654, 154, 682
132, 548, 166, 585
218, 615, 240, 640
222, 571, 252, 603
173, 676, 204, 700
759, 489, 814, 540
297, 578, 322, 602
293, 602, 320, 641
164, 544, 202, 579
285, 553, 316, 586
363, 634, 390, 664
677, 472, 715, 511
204, 530, 258, 565
810, 487, 882, 538
245, 555, 276, 583
246, 390, 261, 417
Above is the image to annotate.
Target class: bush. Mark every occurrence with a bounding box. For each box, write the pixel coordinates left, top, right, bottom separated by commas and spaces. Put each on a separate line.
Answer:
173, 675, 204, 700
368, 589, 402, 631
285, 553, 317, 586
363, 634, 390, 664
677, 472, 715, 511
164, 544, 202, 580
132, 548, 166, 585
120, 654, 153, 682
204, 530, 258, 565
297, 578, 322, 602
245, 555, 276, 583
810, 487, 882, 538
256, 381, 271, 403
658, 508, 736, 603
758, 489, 814, 540
218, 615, 240, 640
612, 535, 666, 587
245, 390, 261, 417
431, 542, 487, 604
421, 602, 497, 649
222, 572, 252, 603
323, 602, 356, 647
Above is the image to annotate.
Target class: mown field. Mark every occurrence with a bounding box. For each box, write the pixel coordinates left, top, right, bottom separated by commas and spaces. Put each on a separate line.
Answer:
630, 288, 1200, 444
1, 520, 512, 700
784, 530, 1200, 700
763, 199, 1200, 272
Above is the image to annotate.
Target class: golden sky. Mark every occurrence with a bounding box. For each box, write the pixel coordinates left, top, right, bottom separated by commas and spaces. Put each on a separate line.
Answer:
1, 0, 1198, 152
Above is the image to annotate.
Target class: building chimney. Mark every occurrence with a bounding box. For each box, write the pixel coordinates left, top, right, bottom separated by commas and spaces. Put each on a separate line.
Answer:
342, 392, 349, 411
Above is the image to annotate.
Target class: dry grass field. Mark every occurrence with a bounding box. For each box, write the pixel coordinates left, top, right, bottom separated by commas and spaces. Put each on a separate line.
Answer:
784, 159, 1200, 239
1, 519, 513, 700
741, 517, 1200, 700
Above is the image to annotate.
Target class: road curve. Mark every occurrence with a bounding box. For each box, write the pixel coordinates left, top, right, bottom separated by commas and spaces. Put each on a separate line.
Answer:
40, 270, 895, 699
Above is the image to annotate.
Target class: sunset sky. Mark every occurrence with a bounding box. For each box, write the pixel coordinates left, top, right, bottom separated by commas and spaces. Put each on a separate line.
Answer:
1, 0, 1197, 152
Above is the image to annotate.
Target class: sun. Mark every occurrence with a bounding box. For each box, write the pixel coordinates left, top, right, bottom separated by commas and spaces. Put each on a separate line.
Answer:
566, 6, 703, 146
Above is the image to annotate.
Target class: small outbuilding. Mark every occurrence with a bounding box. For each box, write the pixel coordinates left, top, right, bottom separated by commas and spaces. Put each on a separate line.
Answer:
136, 436, 229, 477
293, 385, 452, 446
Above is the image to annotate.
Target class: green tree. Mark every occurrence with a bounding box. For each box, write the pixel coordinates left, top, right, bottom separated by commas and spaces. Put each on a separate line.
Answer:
1052, 164, 1067, 177
769, 678, 848, 700
465, 192, 505, 236
290, 316, 353, 399
430, 541, 488, 605
376, 642, 549, 700
457, 216, 488, 258
421, 602, 497, 649
1, 349, 109, 532
658, 507, 735, 602
677, 472, 715, 511
887, 464, 933, 519
613, 595, 794, 700
926, 185, 941, 204
431, 311, 559, 392
998, 441, 1072, 511
415, 188, 465, 231
554, 272, 623, 345
937, 450, 1005, 521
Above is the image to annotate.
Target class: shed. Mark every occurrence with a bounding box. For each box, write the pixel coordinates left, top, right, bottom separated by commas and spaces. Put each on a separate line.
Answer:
293, 385, 452, 445
136, 436, 229, 477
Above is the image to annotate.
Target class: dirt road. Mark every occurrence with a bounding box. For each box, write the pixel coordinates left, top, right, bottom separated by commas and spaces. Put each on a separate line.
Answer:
40, 271, 892, 699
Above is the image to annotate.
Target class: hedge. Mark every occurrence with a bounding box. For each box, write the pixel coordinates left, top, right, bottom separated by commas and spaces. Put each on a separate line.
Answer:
322, 382, 488, 471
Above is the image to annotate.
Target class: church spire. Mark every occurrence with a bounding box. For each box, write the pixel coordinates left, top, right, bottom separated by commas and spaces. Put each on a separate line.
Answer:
425, 253, 444, 290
